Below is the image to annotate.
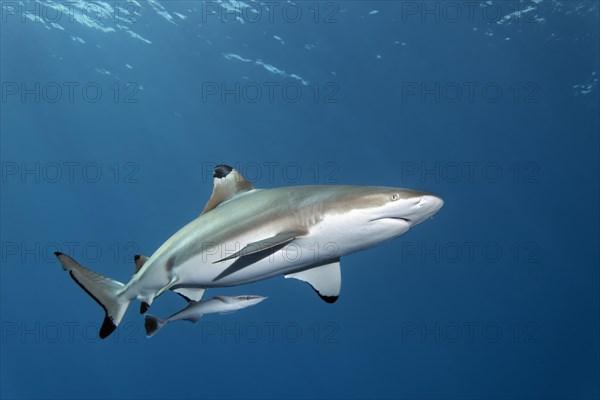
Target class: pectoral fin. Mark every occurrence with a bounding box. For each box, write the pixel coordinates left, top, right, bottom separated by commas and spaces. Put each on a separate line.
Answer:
213, 230, 307, 264
285, 259, 341, 303
183, 314, 204, 323
212, 230, 307, 282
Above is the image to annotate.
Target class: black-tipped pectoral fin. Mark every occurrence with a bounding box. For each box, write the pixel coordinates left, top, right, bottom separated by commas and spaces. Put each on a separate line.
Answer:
213, 230, 307, 264
212, 230, 307, 282
285, 259, 341, 304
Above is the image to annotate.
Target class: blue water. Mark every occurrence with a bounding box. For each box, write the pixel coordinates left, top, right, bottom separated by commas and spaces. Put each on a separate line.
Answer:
1, 1, 599, 399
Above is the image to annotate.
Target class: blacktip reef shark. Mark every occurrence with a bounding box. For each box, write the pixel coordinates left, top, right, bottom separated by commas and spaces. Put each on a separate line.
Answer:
55, 164, 444, 339
145, 295, 267, 337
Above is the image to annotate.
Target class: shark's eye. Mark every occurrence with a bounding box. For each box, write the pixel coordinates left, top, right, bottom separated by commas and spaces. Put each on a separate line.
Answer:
390, 193, 400, 201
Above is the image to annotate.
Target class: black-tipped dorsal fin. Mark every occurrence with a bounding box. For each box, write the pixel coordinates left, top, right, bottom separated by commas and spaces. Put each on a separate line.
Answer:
201, 164, 255, 215
133, 255, 149, 274
285, 259, 341, 304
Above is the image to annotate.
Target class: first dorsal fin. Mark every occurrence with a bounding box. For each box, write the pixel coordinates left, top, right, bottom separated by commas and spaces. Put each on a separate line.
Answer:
201, 164, 255, 215
133, 255, 149, 274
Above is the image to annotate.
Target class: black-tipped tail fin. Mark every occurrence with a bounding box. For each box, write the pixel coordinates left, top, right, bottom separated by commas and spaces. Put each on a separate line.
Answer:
100, 315, 117, 339
55, 252, 131, 339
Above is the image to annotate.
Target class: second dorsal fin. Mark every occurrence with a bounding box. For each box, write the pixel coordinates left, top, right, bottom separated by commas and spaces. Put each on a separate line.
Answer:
201, 164, 254, 215
133, 255, 149, 274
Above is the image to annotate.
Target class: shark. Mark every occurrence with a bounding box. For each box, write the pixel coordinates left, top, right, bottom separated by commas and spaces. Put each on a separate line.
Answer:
55, 164, 444, 339
144, 295, 267, 337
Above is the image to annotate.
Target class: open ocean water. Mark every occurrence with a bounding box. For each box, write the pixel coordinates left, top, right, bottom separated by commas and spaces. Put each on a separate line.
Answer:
1, 1, 599, 399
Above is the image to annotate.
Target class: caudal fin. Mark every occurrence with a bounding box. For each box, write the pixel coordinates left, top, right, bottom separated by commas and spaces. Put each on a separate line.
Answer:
55, 252, 130, 339
144, 315, 167, 337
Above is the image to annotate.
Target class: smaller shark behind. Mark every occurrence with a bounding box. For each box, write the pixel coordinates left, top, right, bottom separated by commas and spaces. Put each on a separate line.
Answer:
145, 295, 267, 337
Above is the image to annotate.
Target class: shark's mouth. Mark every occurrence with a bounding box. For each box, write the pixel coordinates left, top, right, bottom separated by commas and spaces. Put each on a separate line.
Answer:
370, 217, 411, 223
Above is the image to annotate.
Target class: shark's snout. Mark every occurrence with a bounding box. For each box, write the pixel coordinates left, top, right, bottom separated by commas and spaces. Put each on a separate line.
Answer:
389, 193, 443, 227
369, 191, 443, 228
410, 194, 444, 224
419, 194, 444, 212
236, 295, 268, 307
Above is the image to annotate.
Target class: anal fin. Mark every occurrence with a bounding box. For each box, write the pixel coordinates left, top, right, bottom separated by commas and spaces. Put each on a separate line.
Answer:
172, 287, 205, 302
